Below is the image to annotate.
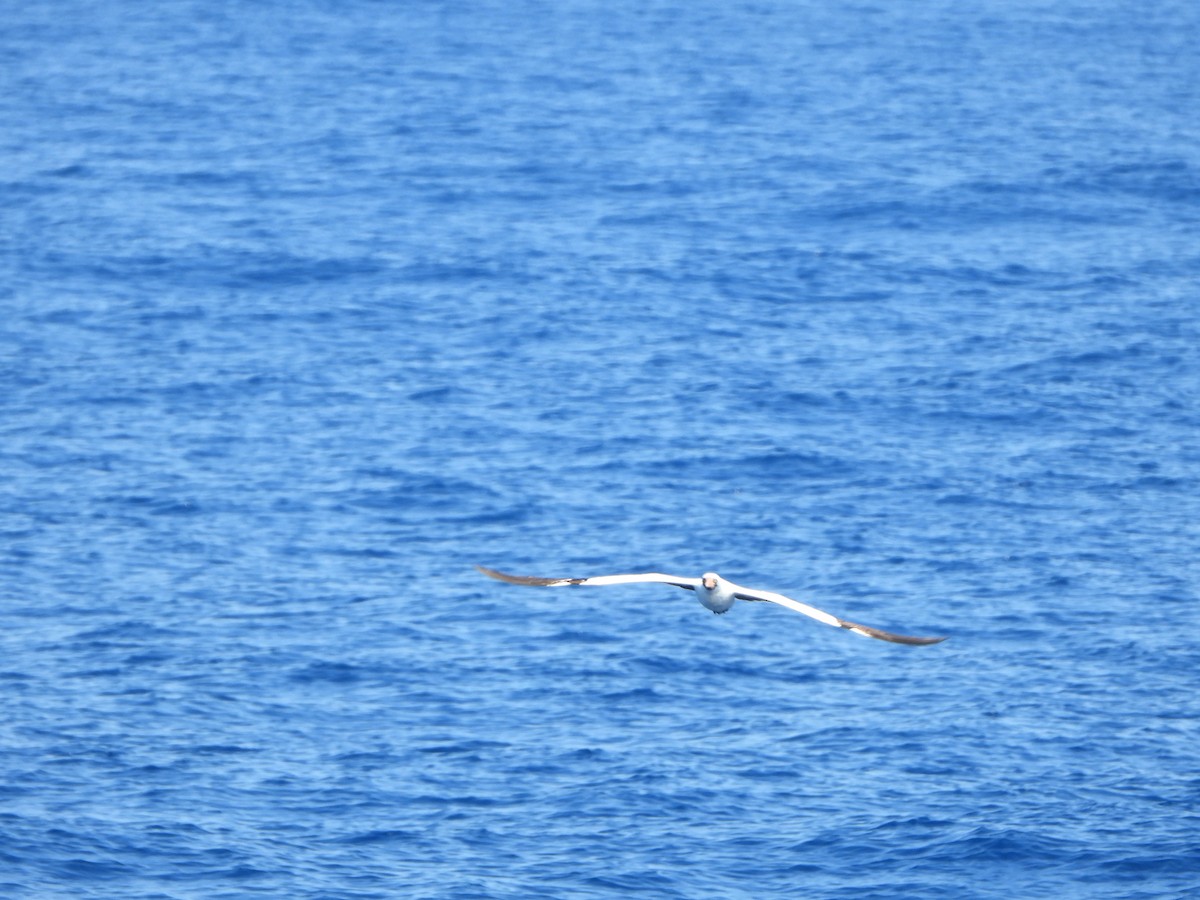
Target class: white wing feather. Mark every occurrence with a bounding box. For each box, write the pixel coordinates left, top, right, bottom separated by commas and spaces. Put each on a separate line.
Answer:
727, 583, 842, 628
577, 573, 701, 588
475, 566, 699, 591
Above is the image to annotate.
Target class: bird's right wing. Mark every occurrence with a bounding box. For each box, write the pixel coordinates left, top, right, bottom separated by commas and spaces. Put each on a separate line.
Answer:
476, 565, 699, 591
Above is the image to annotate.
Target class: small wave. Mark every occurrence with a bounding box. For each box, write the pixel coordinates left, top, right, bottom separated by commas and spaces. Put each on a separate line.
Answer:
418, 740, 512, 755
287, 661, 366, 685
337, 828, 423, 846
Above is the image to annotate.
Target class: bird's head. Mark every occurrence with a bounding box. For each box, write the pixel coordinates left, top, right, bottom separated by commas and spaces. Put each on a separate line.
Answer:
701, 573, 720, 591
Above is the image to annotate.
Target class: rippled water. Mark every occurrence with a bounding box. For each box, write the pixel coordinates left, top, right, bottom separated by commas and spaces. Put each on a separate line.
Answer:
2, 1, 1199, 897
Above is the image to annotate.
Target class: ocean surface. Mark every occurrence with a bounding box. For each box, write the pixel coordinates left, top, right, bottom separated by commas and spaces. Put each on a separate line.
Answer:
3, 1, 1200, 897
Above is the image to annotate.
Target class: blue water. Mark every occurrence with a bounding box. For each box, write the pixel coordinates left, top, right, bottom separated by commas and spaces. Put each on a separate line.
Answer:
3, 1, 1199, 897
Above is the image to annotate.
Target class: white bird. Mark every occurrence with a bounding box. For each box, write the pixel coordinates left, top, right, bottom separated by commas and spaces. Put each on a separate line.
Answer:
476, 566, 946, 645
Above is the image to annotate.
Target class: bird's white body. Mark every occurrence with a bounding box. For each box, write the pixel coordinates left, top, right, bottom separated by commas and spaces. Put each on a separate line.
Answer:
697, 572, 737, 614
476, 565, 946, 645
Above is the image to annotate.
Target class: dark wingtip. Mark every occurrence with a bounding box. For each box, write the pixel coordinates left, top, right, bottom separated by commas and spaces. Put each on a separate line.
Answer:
475, 565, 565, 586
843, 621, 949, 645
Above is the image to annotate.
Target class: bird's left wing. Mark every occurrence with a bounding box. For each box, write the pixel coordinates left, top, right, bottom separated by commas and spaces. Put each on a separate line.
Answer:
476, 565, 699, 591
730, 584, 947, 645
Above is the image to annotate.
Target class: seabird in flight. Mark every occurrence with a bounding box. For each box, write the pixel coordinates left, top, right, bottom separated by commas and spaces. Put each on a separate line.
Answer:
476, 566, 946, 645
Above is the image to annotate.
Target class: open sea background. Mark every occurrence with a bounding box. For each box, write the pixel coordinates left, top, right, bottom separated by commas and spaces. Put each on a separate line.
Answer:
2, 1, 1199, 897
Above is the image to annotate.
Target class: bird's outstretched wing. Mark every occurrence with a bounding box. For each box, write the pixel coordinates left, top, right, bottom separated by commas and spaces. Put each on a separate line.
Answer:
476, 565, 699, 591
730, 583, 947, 645
477, 566, 946, 644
